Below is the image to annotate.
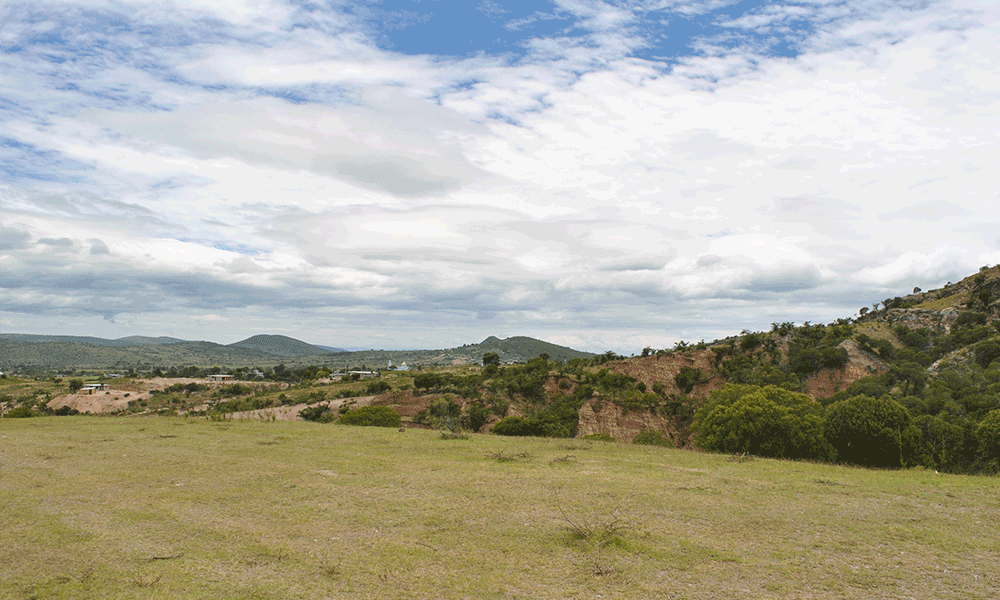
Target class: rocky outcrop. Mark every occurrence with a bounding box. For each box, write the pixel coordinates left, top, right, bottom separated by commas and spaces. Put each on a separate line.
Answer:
883, 307, 961, 334
927, 346, 977, 376
804, 338, 890, 398
576, 400, 691, 447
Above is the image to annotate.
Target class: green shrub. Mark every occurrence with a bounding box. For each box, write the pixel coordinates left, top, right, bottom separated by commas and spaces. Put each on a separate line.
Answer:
366, 380, 392, 394
3, 405, 36, 418
216, 383, 252, 397
913, 415, 964, 470
491, 415, 570, 438
693, 384, 830, 460
633, 429, 672, 447
463, 403, 490, 433
974, 340, 1000, 369
299, 404, 336, 423
824, 394, 919, 468
580, 433, 616, 442
674, 367, 702, 394
68, 378, 84, 393
413, 373, 443, 392
976, 409, 1000, 459
337, 406, 401, 428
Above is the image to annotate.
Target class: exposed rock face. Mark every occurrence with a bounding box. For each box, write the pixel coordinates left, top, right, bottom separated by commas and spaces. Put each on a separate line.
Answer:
927, 346, 977, 376
883, 307, 961, 334
804, 338, 891, 398
576, 400, 691, 447
601, 350, 725, 400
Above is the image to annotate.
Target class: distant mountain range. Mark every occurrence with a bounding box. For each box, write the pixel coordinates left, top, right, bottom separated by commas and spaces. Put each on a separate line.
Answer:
0, 333, 594, 372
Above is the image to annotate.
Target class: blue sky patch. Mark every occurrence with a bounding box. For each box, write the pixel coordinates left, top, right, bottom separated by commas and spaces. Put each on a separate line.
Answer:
348, 0, 818, 62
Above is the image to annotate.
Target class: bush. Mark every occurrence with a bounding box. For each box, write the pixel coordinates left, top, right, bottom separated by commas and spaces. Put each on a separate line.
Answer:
692, 384, 830, 460
300, 404, 336, 423
491, 415, 570, 438
366, 380, 392, 394
217, 383, 252, 397
974, 340, 1000, 369
68, 378, 84, 393
580, 433, 616, 442
674, 367, 702, 394
823, 394, 919, 468
414, 398, 466, 433
337, 406, 401, 428
3, 405, 36, 418
977, 409, 1000, 460
913, 415, 964, 470
413, 373, 442, 391
463, 403, 490, 433
633, 429, 672, 447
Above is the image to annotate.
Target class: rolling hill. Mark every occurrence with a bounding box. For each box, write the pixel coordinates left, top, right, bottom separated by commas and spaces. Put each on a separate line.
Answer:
0, 333, 594, 371
229, 334, 341, 356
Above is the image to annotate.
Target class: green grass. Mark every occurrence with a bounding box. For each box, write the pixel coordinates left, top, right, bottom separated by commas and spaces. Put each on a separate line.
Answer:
2, 417, 999, 599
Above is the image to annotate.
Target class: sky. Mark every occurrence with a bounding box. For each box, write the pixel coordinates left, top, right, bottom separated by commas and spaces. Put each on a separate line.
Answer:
1, 0, 999, 354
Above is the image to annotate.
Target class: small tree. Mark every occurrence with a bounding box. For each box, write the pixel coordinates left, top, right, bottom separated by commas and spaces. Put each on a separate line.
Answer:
68, 379, 84, 393
692, 384, 830, 460
976, 409, 1000, 460
974, 340, 1000, 369
913, 415, 964, 470
463, 402, 490, 433
824, 394, 918, 468
366, 380, 392, 394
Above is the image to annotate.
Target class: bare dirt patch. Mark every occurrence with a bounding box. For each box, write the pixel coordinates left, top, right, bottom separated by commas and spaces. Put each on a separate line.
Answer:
48, 390, 151, 414
227, 396, 377, 421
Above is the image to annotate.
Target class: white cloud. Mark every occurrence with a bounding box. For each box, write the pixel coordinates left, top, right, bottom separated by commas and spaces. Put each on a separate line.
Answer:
2, 0, 999, 351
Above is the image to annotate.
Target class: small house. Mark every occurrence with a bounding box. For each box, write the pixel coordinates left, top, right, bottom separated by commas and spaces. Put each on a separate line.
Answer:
80, 383, 109, 395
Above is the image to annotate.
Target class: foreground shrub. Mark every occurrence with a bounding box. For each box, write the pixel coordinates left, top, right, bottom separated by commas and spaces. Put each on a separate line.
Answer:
913, 415, 964, 470
337, 406, 401, 428
463, 402, 490, 433
491, 415, 570, 438
299, 404, 336, 423
633, 429, 672, 447
977, 409, 1000, 460
692, 384, 830, 460
824, 394, 918, 468
3, 405, 36, 418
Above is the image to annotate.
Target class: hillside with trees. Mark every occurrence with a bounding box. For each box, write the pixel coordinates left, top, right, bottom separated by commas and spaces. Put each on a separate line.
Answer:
3, 267, 1000, 475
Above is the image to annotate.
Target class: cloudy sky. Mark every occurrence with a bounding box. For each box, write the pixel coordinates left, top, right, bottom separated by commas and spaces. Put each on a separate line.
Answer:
2, 0, 999, 353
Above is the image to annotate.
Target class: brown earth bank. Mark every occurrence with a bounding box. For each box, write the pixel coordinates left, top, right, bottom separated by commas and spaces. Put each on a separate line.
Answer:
601, 350, 725, 400
226, 396, 376, 421
576, 399, 692, 448
804, 338, 891, 398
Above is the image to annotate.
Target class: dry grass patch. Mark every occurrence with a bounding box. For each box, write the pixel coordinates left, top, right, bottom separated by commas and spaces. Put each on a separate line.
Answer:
1, 417, 999, 599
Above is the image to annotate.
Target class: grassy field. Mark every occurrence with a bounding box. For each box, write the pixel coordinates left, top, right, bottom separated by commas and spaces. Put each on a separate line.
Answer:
2, 418, 999, 599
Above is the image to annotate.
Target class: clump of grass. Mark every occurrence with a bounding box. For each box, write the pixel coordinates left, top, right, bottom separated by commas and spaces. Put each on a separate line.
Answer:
555, 491, 632, 577
484, 448, 530, 462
